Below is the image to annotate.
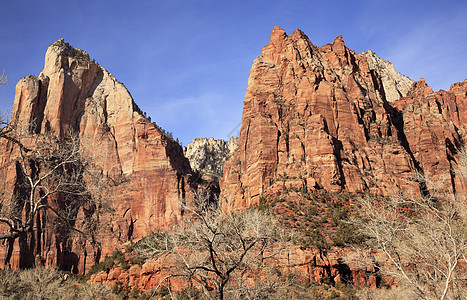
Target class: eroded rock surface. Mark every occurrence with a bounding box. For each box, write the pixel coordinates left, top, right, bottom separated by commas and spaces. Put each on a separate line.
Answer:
89, 246, 382, 291
220, 27, 466, 210
0, 39, 194, 274
184, 136, 238, 178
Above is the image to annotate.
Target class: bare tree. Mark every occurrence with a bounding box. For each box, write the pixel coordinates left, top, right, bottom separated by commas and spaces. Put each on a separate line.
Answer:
136, 206, 293, 300
348, 152, 467, 300
0, 267, 118, 299
0, 112, 12, 139
0, 120, 109, 269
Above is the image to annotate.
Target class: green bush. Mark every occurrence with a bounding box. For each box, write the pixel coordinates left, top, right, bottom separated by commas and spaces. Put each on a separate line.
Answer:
86, 249, 128, 279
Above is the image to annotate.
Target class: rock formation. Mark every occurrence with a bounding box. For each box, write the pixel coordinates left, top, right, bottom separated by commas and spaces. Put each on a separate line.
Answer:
1, 29, 466, 282
184, 136, 238, 178
363, 50, 413, 102
0, 39, 194, 274
220, 27, 466, 210
89, 245, 382, 291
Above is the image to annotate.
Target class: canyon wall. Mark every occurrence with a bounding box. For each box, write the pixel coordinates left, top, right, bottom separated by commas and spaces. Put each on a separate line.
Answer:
1, 28, 466, 278
0, 39, 194, 274
220, 27, 466, 210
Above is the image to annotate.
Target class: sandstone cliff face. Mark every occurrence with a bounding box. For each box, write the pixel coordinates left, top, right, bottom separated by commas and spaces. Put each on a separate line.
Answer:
184, 136, 238, 178
0, 39, 193, 273
392, 79, 467, 194
220, 27, 466, 210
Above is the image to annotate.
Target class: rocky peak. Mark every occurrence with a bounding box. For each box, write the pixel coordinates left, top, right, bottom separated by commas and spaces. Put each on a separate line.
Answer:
3, 39, 194, 273
184, 136, 238, 178
49, 38, 91, 60
270, 26, 287, 44
41, 39, 95, 77
363, 49, 413, 102
331, 35, 347, 56
406, 78, 434, 97
450, 78, 467, 91
220, 27, 466, 210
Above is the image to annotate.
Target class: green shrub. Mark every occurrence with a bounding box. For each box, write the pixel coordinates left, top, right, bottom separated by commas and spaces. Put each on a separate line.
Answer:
86, 249, 127, 279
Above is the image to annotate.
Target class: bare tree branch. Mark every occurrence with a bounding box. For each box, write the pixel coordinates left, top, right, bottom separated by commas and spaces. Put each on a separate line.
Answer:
135, 197, 294, 300
0, 119, 112, 269
347, 154, 467, 300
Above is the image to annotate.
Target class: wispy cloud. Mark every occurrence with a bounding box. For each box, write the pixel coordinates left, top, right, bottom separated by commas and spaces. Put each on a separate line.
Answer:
384, 7, 467, 90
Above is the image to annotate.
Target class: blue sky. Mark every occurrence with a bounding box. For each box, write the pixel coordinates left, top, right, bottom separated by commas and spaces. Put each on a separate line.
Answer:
0, 0, 466, 145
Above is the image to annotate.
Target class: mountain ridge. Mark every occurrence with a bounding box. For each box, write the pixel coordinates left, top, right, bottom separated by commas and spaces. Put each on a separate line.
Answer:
0, 28, 465, 278
1, 38, 194, 273
220, 26, 466, 210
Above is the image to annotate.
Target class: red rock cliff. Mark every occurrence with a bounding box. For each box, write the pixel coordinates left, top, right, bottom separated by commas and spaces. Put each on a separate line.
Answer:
220, 27, 466, 210
0, 39, 193, 273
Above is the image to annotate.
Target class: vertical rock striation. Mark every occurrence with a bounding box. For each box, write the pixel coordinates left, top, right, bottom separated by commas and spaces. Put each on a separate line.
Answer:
0, 39, 193, 273
220, 27, 466, 210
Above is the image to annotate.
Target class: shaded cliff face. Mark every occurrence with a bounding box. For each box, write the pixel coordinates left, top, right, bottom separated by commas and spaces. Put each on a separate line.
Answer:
0, 39, 193, 273
220, 27, 466, 210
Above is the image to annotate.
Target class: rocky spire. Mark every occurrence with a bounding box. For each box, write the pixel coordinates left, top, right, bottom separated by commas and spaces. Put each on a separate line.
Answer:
2, 39, 194, 273
220, 27, 466, 210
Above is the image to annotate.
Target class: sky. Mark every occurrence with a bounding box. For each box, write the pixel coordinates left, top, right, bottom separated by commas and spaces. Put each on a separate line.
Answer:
0, 0, 466, 146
